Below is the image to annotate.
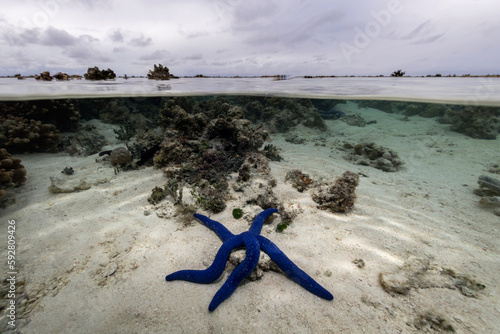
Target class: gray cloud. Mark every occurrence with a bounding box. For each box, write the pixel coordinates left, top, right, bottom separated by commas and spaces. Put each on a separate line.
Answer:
42, 26, 77, 46
139, 49, 169, 61
109, 29, 124, 43
243, 8, 343, 47
130, 34, 152, 47
400, 20, 445, 44
0, 0, 499, 76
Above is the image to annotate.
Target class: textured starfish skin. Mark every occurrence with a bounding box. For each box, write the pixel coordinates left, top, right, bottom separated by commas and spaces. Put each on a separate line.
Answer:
165, 208, 333, 311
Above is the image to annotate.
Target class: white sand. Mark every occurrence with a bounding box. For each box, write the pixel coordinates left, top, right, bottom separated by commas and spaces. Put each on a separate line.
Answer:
1, 102, 499, 333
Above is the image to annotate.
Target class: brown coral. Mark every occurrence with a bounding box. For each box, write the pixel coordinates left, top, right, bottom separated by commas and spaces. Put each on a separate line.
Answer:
110, 147, 132, 166
0, 99, 81, 132
153, 97, 273, 213
285, 169, 314, 192
0, 148, 26, 197
311, 171, 360, 213
439, 106, 500, 139
0, 115, 60, 153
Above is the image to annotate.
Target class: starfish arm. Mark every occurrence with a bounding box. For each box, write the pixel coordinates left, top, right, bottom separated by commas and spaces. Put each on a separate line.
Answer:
257, 235, 334, 301
248, 208, 278, 235
208, 232, 261, 311
194, 213, 235, 241
166, 236, 244, 284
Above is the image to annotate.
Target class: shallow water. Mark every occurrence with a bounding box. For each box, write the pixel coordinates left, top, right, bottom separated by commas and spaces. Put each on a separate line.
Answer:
1, 77, 500, 106
1, 84, 499, 333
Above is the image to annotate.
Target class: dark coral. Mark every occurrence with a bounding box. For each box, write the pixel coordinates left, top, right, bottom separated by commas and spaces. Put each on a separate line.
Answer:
474, 175, 500, 197
155, 97, 271, 213
311, 171, 360, 213
84, 66, 116, 80
34, 71, 53, 81
341, 114, 367, 127
237, 152, 270, 183
343, 142, 404, 172
53, 72, 70, 80
240, 97, 327, 133
439, 106, 500, 139
261, 144, 282, 162
147, 64, 172, 80
285, 169, 314, 193
0, 148, 26, 197
110, 147, 132, 166
61, 124, 106, 156
357, 101, 447, 119
148, 186, 168, 205
0, 115, 60, 153
0, 99, 81, 132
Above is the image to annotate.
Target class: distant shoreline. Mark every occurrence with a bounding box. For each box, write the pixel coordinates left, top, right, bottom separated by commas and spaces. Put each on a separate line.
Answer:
2, 74, 500, 80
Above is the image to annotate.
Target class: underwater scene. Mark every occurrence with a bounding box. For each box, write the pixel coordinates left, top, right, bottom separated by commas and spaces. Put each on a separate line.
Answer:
1, 87, 500, 333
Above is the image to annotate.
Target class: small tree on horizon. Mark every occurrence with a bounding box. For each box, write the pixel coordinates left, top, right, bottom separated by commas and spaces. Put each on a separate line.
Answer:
391, 69, 405, 77
147, 64, 171, 80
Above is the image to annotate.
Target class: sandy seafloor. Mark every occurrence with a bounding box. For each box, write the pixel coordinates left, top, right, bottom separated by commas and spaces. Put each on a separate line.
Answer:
1, 101, 499, 333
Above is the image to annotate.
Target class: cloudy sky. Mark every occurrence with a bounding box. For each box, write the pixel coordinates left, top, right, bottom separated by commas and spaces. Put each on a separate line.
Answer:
0, 0, 499, 77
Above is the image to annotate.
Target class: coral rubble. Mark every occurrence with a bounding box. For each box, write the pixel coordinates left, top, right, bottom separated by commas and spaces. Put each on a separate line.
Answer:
474, 175, 500, 214
311, 171, 359, 213
285, 169, 314, 193
474, 175, 500, 197
379, 256, 486, 298
341, 114, 367, 127
342, 142, 404, 172
48, 177, 91, 194
0, 148, 26, 197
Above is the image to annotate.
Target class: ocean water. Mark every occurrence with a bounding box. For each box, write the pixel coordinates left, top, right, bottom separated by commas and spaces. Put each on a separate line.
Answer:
1, 77, 499, 332
1, 76, 500, 105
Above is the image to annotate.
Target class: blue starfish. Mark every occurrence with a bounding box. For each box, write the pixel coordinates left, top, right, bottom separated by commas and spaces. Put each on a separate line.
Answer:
165, 208, 333, 311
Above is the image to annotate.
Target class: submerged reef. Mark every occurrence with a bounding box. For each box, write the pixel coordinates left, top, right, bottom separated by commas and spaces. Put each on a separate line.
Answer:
357, 100, 499, 139
0, 99, 81, 132
0, 148, 26, 197
154, 97, 271, 213
0, 115, 60, 153
61, 124, 106, 156
311, 171, 359, 213
439, 106, 500, 139
84, 67, 116, 80
239, 96, 327, 133
342, 142, 404, 172
357, 100, 447, 119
